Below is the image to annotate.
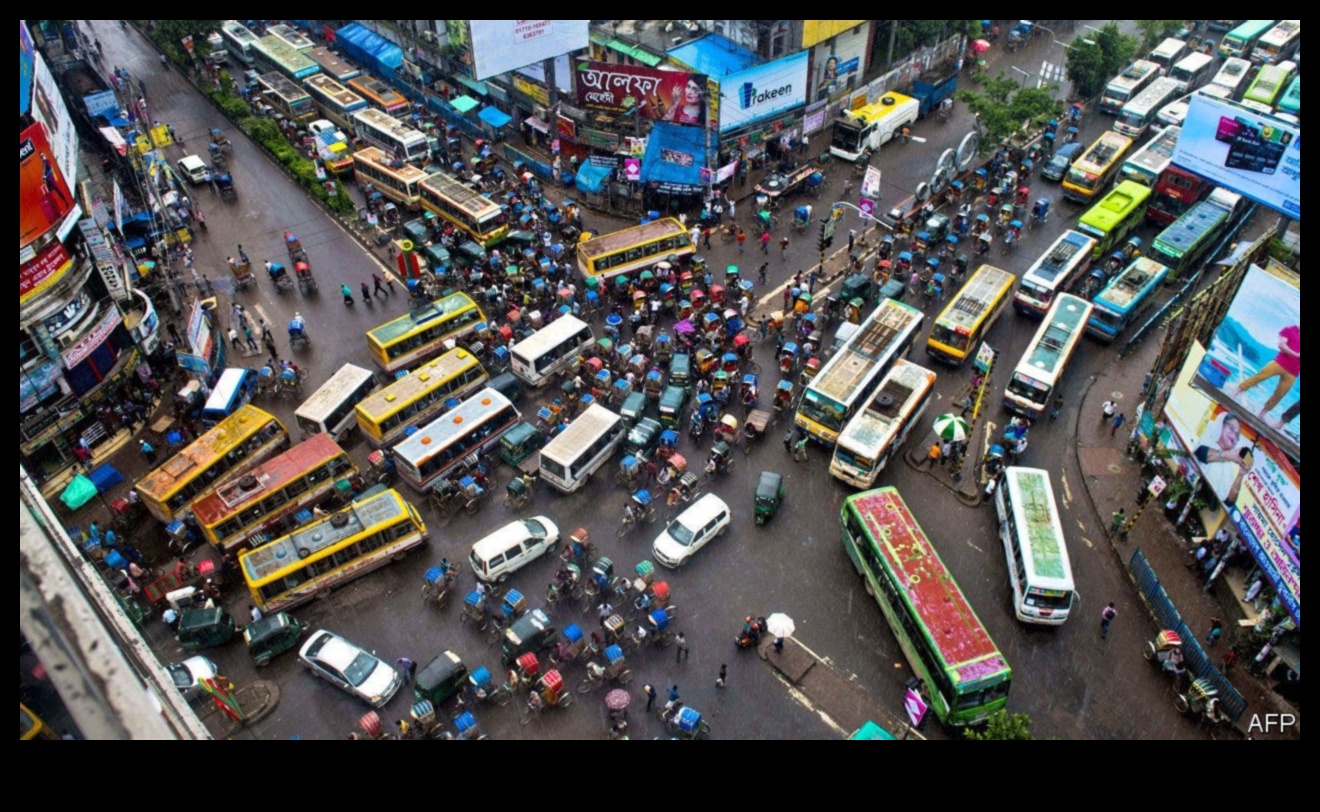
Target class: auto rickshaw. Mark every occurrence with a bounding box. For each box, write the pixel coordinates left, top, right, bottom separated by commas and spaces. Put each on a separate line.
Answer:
617, 454, 646, 491
654, 331, 674, 362
499, 421, 544, 467
779, 342, 798, 376
655, 429, 679, 461
669, 353, 691, 389
177, 607, 235, 653
609, 377, 633, 408
627, 417, 663, 457
620, 390, 648, 426
1174, 678, 1228, 727
659, 385, 689, 428
414, 650, 470, 706
878, 277, 906, 302
754, 471, 785, 525
840, 273, 873, 305
710, 370, 730, 402
704, 440, 736, 478
799, 356, 822, 387
501, 608, 557, 666
242, 611, 305, 666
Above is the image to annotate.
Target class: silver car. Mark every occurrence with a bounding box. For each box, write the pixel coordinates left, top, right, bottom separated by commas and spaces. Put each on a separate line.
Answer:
298, 630, 401, 708
166, 655, 218, 701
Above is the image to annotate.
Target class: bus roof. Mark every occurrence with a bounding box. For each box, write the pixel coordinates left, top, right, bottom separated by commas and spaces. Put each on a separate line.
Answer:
837, 360, 936, 455
418, 172, 503, 219
936, 265, 1015, 334
1079, 181, 1152, 232
254, 35, 318, 75
296, 363, 375, 424
191, 434, 346, 525
393, 389, 514, 461
349, 75, 408, 107
137, 406, 279, 494
1023, 231, 1095, 289
541, 403, 621, 465
1096, 258, 1169, 310
1129, 126, 1180, 173
1020, 295, 1092, 379
357, 350, 479, 418
304, 74, 365, 109
242, 488, 409, 585
1125, 77, 1181, 114
367, 293, 479, 345
578, 218, 686, 260
1152, 197, 1232, 259
354, 147, 430, 182
222, 20, 259, 43
267, 23, 314, 50
1261, 20, 1300, 46
510, 315, 591, 363
306, 47, 361, 81
1226, 20, 1277, 39
813, 298, 922, 402
1004, 468, 1073, 585
1108, 59, 1158, 91
848, 488, 1008, 682
257, 71, 309, 102
1074, 131, 1134, 175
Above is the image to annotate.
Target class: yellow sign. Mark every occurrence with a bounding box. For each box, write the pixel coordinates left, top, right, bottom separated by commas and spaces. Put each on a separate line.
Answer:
802, 20, 866, 48
513, 75, 549, 107
150, 124, 174, 148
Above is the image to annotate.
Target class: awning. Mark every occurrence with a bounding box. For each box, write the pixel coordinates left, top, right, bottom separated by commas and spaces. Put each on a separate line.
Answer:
478, 106, 512, 128
640, 122, 705, 192
590, 31, 663, 67
450, 95, 479, 114
456, 75, 488, 97
574, 162, 613, 193
335, 22, 404, 71
524, 116, 550, 134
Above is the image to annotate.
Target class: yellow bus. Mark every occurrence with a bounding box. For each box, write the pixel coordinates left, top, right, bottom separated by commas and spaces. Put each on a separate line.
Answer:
353, 146, 429, 210
241, 487, 427, 614
1062, 131, 1133, 203
355, 349, 488, 448
191, 434, 357, 551
365, 292, 487, 374
135, 406, 289, 524
303, 74, 367, 130
576, 218, 694, 282
418, 172, 510, 248
926, 264, 1017, 366
348, 74, 410, 116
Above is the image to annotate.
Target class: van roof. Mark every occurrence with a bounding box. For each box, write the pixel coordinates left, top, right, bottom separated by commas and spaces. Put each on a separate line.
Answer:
673, 493, 729, 527
472, 518, 540, 556
179, 154, 206, 168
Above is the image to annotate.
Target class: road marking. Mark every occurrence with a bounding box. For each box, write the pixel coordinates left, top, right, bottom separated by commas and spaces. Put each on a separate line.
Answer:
1060, 470, 1073, 509
966, 540, 983, 554
1079, 534, 1095, 550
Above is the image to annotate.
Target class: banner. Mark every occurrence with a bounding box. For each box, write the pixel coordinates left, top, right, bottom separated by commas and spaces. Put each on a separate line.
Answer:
1172, 94, 1300, 218
467, 20, 589, 82
19, 122, 76, 250
19, 235, 73, 302
718, 51, 809, 133
61, 307, 122, 370
575, 61, 708, 126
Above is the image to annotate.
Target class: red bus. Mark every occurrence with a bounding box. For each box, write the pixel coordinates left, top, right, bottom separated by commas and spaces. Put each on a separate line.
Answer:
1148, 165, 1213, 229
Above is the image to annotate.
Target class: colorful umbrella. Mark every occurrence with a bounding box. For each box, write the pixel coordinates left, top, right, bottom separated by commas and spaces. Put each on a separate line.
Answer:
933, 413, 971, 442
605, 688, 631, 711
972, 38, 991, 53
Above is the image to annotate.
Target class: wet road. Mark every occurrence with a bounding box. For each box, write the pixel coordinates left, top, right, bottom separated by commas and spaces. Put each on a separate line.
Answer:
100, 20, 1206, 738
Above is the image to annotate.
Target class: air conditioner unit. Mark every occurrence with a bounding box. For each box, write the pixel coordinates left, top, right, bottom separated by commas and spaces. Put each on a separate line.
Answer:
58, 331, 77, 348
533, 106, 549, 121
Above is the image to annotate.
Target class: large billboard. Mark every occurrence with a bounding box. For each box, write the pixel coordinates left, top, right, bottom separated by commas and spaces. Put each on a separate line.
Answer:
1166, 343, 1300, 626
1171, 94, 1301, 218
718, 50, 809, 133
802, 20, 866, 48
468, 20, 589, 82
575, 61, 706, 125
19, 122, 76, 251
1193, 262, 1300, 459
31, 51, 78, 191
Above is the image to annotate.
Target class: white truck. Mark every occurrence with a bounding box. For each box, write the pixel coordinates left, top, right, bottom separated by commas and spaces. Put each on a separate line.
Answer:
829, 93, 920, 162
205, 33, 228, 66
308, 120, 354, 175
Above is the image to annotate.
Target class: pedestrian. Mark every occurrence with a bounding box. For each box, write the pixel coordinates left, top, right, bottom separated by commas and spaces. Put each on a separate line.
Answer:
675, 632, 689, 662
848, 229, 856, 253
715, 663, 727, 689
1206, 618, 1223, 647
238, 244, 249, 265
1101, 399, 1116, 424
598, 600, 614, 626
760, 231, 771, 254
386, 276, 396, 296
759, 262, 769, 285
940, 440, 953, 465
703, 227, 713, 250
773, 637, 784, 654
667, 684, 680, 704
243, 325, 258, 352
228, 327, 241, 348
1220, 649, 1237, 673
780, 236, 790, 258
690, 225, 701, 247
396, 656, 417, 684
373, 273, 388, 297
808, 270, 818, 292
793, 434, 809, 462
728, 198, 736, 220
736, 230, 746, 253
1110, 508, 1126, 535
260, 319, 273, 343
1051, 396, 1063, 421
643, 683, 657, 712
361, 281, 372, 303
167, 322, 182, 345
139, 439, 158, 464
1100, 602, 1117, 639
925, 442, 941, 469
783, 428, 794, 454
263, 333, 278, 359
342, 283, 354, 306
249, 604, 263, 623
1110, 411, 1126, 437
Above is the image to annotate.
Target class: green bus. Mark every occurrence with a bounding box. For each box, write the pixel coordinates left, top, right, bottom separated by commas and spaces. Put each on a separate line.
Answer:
1076, 180, 1152, 259
250, 34, 320, 82
1241, 63, 1296, 115
1148, 189, 1241, 279
1277, 76, 1300, 118
1219, 20, 1276, 61
841, 487, 1012, 727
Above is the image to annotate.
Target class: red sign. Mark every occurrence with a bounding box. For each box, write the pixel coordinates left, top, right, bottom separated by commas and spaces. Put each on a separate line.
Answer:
575, 61, 707, 126
19, 238, 72, 302
20, 122, 76, 250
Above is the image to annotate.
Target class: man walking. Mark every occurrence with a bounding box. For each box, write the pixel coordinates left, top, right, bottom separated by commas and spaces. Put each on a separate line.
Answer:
716, 663, 728, 688
373, 273, 388, 297
675, 632, 689, 663
643, 683, 657, 712
139, 439, 158, 464
783, 428, 794, 454
1110, 508, 1127, 536
807, 270, 818, 293
736, 230, 746, 253
758, 262, 769, 285
760, 231, 771, 254
780, 236, 790, 258
1110, 411, 1126, 437
1100, 602, 1117, 639
1101, 399, 1117, 425
793, 434, 809, 462
395, 656, 417, 684
245, 325, 260, 353
728, 198, 736, 220
228, 327, 241, 349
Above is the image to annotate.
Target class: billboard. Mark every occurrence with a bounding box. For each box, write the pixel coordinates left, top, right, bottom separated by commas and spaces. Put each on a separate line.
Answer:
575, 61, 707, 125
1166, 343, 1300, 626
802, 20, 866, 48
19, 123, 76, 252
1193, 262, 1300, 459
1171, 94, 1301, 218
467, 20, 589, 82
31, 52, 78, 191
20, 20, 36, 115
718, 51, 809, 133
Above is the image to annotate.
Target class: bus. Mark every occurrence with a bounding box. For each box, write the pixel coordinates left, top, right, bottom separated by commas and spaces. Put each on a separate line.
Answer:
303, 74, 368, 130
1256, 20, 1301, 65
829, 360, 937, 488
1241, 62, 1295, 114
1003, 294, 1093, 418
365, 292, 486, 375
353, 147, 430, 210
352, 108, 429, 165
539, 404, 626, 494
256, 72, 316, 123
306, 46, 361, 83
266, 23, 314, 51
355, 349, 488, 448
1208, 57, 1253, 100
1013, 230, 1096, 317
392, 389, 520, 493
251, 34, 321, 82
220, 20, 260, 66
840, 488, 1012, 727
1120, 125, 1179, 188
926, 264, 1016, 366
1277, 75, 1301, 118
1208, 21, 1245, 32
994, 468, 1077, 625
796, 298, 924, 444
1099, 60, 1160, 115
349, 75, 411, 117
418, 172, 510, 248
1086, 257, 1170, 342
509, 315, 594, 387
1149, 163, 1213, 229
241, 488, 427, 614
1148, 38, 1189, 75
1148, 190, 1240, 280
192, 434, 358, 551
576, 218, 694, 283
136, 406, 288, 524
1062, 131, 1133, 203
1076, 181, 1152, 258
1220, 20, 1277, 61
1115, 77, 1182, 138
295, 363, 378, 443
1168, 52, 1216, 94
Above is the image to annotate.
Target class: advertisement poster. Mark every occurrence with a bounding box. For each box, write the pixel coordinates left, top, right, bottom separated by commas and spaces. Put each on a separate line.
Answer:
1171, 94, 1301, 217
575, 61, 708, 126
19, 226, 73, 302
718, 51, 809, 133
19, 122, 75, 250
1193, 263, 1300, 458
467, 20, 589, 82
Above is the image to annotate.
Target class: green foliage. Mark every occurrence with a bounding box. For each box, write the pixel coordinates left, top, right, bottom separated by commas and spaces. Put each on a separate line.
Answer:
1135, 20, 1185, 51
1065, 23, 1138, 99
877, 20, 976, 62
147, 19, 224, 67
1095, 23, 1139, 79
964, 710, 1034, 740
956, 77, 1061, 150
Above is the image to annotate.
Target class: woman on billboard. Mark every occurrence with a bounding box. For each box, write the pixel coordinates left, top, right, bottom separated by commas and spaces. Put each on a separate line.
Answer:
665, 77, 707, 125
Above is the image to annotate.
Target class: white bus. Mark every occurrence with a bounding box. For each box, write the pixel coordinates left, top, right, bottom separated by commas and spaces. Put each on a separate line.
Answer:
1099, 59, 1160, 115
1208, 57, 1253, 100
539, 404, 625, 494
1003, 293, 1093, 419
1114, 77, 1181, 138
509, 315, 595, 387
829, 360, 937, 489
1148, 38, 1189, 75
220, 20, 260, 66
1255, 20, 1301, 66
352, 108, 429, 165
294, 363, 378, 443
392, 389, 519, 493
1013, 230, 1097, 317
266, 22, 314, 52
1168, 52, 1216, 94
1119, 126, 1180, 187
995, 467, 1076, 625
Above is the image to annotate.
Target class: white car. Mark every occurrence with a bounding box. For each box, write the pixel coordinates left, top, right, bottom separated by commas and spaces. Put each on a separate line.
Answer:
652, 494, 731, 568
166, 655, 218, 701
298, 630, 401, 708
469, 516, 561, 582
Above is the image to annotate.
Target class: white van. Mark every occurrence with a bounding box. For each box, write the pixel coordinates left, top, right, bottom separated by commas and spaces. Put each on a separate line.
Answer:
469, 516, 561, 582
177, 155, 211, 185
652, 494, 731, 568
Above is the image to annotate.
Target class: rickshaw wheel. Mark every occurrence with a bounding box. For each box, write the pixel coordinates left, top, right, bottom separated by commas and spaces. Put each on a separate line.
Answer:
618, 669, 633, 684
577, 678, 596, 694
1173, 695, 1190, 714
464, 500, 479, 516
485, 627, 502, 646
436, 591, 451, 609
558, 693, 573, 708
459, 607, 471, 624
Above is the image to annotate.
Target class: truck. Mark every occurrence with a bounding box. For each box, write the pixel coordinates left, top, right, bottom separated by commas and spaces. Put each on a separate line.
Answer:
829, 93, 920, 162
910, 67, 958, 118
308, 119, 354, 176
205, 32, 228, 66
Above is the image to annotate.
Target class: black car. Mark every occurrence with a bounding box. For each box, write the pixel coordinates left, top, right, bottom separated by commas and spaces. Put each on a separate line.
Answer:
1042, 142, 1082, 182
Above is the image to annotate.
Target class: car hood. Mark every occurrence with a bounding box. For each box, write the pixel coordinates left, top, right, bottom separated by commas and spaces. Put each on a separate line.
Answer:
652, 530, 689, 566
359, 662, 401, 705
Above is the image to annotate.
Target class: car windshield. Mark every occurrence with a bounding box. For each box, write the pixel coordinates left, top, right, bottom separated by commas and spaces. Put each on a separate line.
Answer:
667, 521, 696, 547
343, 652, 378, 687
524, 519, 546, 539
167, 664, 192, 690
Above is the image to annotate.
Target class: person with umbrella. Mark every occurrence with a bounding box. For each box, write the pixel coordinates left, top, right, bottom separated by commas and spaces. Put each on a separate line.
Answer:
766, 613, 795, 655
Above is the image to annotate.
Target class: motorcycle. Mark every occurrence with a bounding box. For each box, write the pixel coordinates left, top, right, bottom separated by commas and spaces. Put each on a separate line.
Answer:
735, 616, 766, 650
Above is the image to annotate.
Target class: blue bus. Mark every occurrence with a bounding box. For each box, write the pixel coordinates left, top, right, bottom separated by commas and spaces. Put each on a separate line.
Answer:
1086, 258, 1170, 343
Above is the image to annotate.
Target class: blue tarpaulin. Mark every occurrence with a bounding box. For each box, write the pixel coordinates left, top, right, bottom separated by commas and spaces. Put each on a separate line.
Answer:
574, 162, 612, 193
478, 106, 512, 128
335, 22, 403, 73
640, 123, 705, 191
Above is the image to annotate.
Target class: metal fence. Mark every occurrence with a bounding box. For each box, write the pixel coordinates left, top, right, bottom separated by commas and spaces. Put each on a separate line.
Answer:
1128, 548, 1248, 721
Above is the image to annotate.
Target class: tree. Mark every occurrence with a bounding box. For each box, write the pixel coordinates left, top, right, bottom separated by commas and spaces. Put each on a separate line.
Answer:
1064, 38, 1107, 99
1095, 23, 1139, 80
956, 77, 1061, 150
965, 710, 1034, 740
1134, 20, 1185, 51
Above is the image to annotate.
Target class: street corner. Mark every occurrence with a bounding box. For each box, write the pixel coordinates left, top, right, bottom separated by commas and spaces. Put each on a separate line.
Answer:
760, 635, 814, 684
207, 679, 281, 738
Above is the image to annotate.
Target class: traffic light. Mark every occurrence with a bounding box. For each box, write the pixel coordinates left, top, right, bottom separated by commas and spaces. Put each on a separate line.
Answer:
817, 219, 833, 252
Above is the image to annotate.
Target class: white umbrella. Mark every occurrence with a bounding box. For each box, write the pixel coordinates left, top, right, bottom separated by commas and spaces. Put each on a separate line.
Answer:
765, 613, 796, 639
933, 413, 971, 442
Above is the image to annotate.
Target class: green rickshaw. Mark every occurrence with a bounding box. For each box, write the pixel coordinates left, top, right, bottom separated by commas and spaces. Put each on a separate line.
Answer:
500, 421, 545, 467
501, 608, 557, 666
840, 273, 873, 304
619, 390, 648, 426
669, 353, 691, 389
754, 471, 785, 525
658, 385, 689, 428
242, 611, 305, 667
415, 650, 470, 705
177, 607, 236, 653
